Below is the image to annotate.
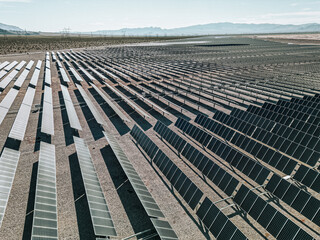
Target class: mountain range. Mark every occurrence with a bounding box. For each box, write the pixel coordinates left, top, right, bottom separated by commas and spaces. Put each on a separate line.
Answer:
1, 22, 320, 36
92, 23, 320, 36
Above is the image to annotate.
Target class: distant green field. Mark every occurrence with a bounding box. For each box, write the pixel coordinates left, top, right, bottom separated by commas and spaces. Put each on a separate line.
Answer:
0, 35, 191, 55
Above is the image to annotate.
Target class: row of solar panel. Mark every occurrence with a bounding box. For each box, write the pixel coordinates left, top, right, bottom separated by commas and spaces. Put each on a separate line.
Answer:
267, 98, 319, 117
31, 142, 58, 239
246, 104, 319, 138
266, 174, 320, 226
73, 136, 117, 237
0, 61, 26, 90
197, 113, 298, 175
0, 148, 20, 228
175, 118, 271, 186
154, 121, 239, 197
0, 61, 18, 79
195, 113, 320, 193
218, 109, 319, 166
176, 117, 320, 227
103, 131, 178, 240
233, 185, 314, 240
232, 106, 319, 140
259, 100, 319, 123
130, 125, 248, 240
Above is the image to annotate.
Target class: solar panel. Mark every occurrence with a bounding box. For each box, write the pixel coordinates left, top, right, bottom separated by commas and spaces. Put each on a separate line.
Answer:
73, 137, 117, 237
119, 83, 169, 115
104, 82, 151, 118
266, 174, 320, 226
154, 121, 239, 196
60, 85, 82, 130
79, 66, 96, 81
0, 69, 20, 90
15, 61, 26, 71
4, 61, 18, 72
0, 88, 19, 125
234, 184, 313, 239
0, 61, 9, 70
150, 219, 178, 240
41, 86, 54, 135
176, 117, 271, 186
70, 67, 83, 81
76, 83, 107, 126
85, 65, 106, 80
59, 67, 70, 82
29, 63, 42, 87
45, 68, 51, 85
26, 60, 34, 70
31, 142, 58, 240
103, 131, 178, 239
0, 70, 8, 79
90, 83, 130, 122
15, 61, 34, 87
130, 125, 203, 210
0, 148, 20, 228
196, 197, 247, 240
8, 94, 34, 141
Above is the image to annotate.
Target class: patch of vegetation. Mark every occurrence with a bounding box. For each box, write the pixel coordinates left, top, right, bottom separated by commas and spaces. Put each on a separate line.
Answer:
0, 35, 192, 55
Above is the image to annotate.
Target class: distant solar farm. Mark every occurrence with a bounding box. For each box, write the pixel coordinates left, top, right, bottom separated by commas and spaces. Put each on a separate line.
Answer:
0, 36, 319, 239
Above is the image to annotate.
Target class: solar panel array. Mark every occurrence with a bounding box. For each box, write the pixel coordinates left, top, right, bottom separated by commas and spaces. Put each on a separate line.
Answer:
8, 87, 36, 141
60, 84, 82, 131
175, 118, 271, 186
103, 130, 178, 239
73, 136, 117, 237
130, 125, 248, 239
31, 142, 58, 240
0, 148, 20, 228
0, 37, 319, 239
233, 185, 314, 240
154, 121, 239, 197
41, 86, 54, 135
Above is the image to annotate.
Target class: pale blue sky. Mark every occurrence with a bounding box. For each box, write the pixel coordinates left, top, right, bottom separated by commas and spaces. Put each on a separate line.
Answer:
1, 0, 320, 32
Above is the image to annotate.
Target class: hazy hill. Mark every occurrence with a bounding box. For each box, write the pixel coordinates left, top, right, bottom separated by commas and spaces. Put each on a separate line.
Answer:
93, 23, 320, 36
0, 23, 23, 31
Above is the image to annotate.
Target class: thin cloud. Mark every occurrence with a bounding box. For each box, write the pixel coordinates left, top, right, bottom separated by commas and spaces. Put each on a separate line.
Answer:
262, 11, 320, 18
0, 0, 31, 2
